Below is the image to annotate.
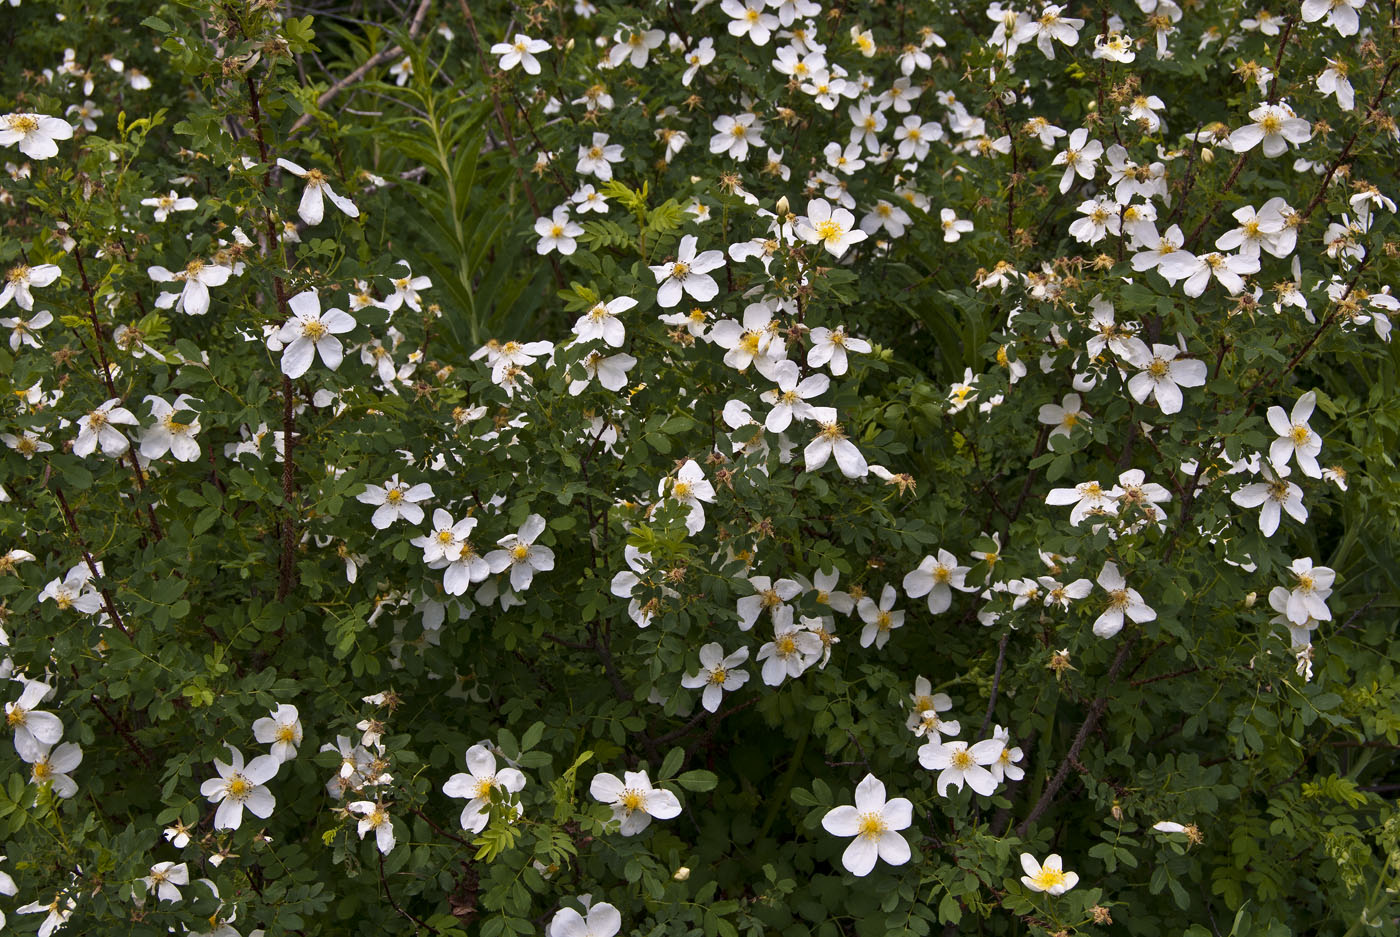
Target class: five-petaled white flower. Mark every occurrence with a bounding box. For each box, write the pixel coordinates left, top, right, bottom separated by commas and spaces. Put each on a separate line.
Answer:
200, 745, 279, 831
1020, 853, 1079, 895
919, 737, 1004, 796
139, 394, 201, 462
820, 773, 913, 877
486, 514, 555, 591
1284, 557, 1334, 626
576, 132, 624, 181
1231, 463, 1306, 537
1123, 340, 1208, 415
904, 549, 974, 613
74, 398, 140, 459
443, 743, 527, 833
1267, 390, 1323, 478
681, 643, 752, 712
663, 459, 717, 535
1093, 561, 1155, 638
274, 289, 356, 378
142, 862, 189, 904
357, 474, 434, 529
536, 207, 584, 256
148, 259, 232, 317
650, 234, 724, 308
797, 198, 868, 258
381, 260, 433, 314
252, 703, 303, 763
804, 407, 868, 478
590, 768, 681, 835
140, 190, 198, 222
491, 34, 551, 74
0, 113, 74, 159
807, 326, 872, 377
857, 584, 904, 649
1228, 102, 1312, 157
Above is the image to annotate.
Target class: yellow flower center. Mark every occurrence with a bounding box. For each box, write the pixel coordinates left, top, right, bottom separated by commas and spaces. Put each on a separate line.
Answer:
1032, 867, 1068, 889
1147, 358, 1169, 378
816, 220, 844, 242
276, 724, 297, 743
951, 749, 974, 769
857, 812, 886, 837
620, 789, 645, 811
673, 480, 692, 500
1289, 425, 1310, 445
777, 635, 797, 654
227, 775, 252, 800
708, 667, 728, 685
8, 115, 39, 134
385, 488, 404, 504
511, 543, 530, 562
301, 320, 328, 340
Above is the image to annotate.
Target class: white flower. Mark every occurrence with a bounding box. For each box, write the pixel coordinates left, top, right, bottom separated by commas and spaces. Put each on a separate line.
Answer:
549, 901, 621, 937
1228, 102, 1312, 157
607, 27, 665, 68
1012, 4, 1084, 58
682, 37, 715, 86
723, 0, 779, 44
857, 584, 904, 649
380, 260, 433, 314
356, 474, 434, 529
1267, 390, 1322, 478
388, 56, 412, 85
1231, 463, 1306, 537
536, 206, 584, 256
760, 369, 829, 432
252, 704, 303, 763
19, 738, 82, 798
142, 862, 189, 903
907, 677, 959, 736
486, 514, 555, 591
987, 726, 1024, 783
757, 615, 823, 684
1284, 557, 1334, 626
590, 769, 681, 835
709, 301, 787, 377
576, 132, 624, 181
139, 394, 201, 462
74, 398, 140, 458
1, 307, 52, 351
861, 200, 913, 238
903, 549, 974, 613
200, 745, 279, 830
1020, 853, 1079, 895
662, 459, 717, 536
1123, 339, 1208, 415
1038, 393, 1089, 439
412, 508, 479, 564
804, 409, 868, 478
140, 190, 198, 222
570, 350, 637, 395
681, 643, 752, 712
348, 800, 397, 854
38, 568, 102, 616
1093, 561, 1155, 638
650, 234, 724, 308
276, 158, 359, 225
919, 738, 1004, 796
573, 296, 634, 347
819, 774, 913, 877
1317, 59, 1355, 110
17, 893, 76, 937
443, 743, 527, 833
938, 208, 974, 242
1051, 128, 1104, 194
1301, 0, 1365, 36
0, 113, 73, 159
807, 325, 871, 376
148, 259, 232, 317
1159, 250, 1258, 298
491, 34, 550, 74
710, 113, 766, 160
571, 183, 610, 214
274, 289, 356, 378
797, 198, 868, 258
736, 575, 802, 630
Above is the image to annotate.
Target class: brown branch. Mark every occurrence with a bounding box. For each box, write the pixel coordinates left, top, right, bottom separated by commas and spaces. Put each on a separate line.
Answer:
379, 852, 437, 934
978, 632, 1011, 738
287, 0, 432, 136
1015, 634, 1138, 837
54, 488, 130, 638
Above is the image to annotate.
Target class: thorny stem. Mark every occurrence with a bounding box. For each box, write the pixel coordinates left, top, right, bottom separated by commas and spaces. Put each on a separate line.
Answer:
54, 488, 130, 638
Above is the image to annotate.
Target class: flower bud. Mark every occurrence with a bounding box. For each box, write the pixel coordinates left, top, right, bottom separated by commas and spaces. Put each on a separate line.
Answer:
673, 866, 691, 881
1244, 591, 1257, 608
1201, 147, 1215, 164
775, 196, 790, 217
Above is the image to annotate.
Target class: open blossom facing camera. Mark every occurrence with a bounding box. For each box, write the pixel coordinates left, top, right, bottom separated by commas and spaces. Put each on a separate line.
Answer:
443, 743, 527, 832
590, 769, 681, 835
650, 234, 724, 307
820, 774, 912, 876
275, 289, 356, 378
252, 704, 303, 762
797, 198, 868, 258
148, 258, 232, 317
491, 34, 550, 74
277, 158, 360, 225
357, 475, 434, 529
200, 745, 279, 830
0, 113, 73, 159
1020, 854, 1079, 895
681, 643, 751, 712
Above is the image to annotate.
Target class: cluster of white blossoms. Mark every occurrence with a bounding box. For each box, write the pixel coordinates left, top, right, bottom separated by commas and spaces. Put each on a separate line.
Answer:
4, 677, 83, 802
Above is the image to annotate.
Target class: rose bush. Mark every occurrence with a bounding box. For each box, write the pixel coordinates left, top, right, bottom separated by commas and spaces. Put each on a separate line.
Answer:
1, 0, 1399, 935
